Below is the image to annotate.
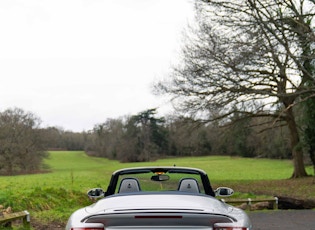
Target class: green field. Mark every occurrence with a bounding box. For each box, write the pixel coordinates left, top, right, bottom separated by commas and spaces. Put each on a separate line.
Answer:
0, 151, 314, 227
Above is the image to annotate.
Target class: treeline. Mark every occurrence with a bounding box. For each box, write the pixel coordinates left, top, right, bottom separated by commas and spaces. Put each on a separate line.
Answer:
85, 109, 291, 161
0, 107, 292, 175
39, 109, 292, 161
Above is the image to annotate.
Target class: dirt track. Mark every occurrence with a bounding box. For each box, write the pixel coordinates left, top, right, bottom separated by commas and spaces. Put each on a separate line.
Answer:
249, 210, 315, 229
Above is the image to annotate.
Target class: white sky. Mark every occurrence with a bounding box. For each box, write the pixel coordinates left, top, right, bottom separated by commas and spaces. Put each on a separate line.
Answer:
0, 0, 194, 132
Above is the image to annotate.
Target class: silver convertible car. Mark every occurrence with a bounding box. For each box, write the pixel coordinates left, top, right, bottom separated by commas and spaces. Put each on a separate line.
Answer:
66, 166, 252, 230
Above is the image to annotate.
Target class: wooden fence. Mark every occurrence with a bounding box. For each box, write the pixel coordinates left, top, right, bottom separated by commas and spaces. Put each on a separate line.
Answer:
221, 197, 279, 211
0, 210, 30, 229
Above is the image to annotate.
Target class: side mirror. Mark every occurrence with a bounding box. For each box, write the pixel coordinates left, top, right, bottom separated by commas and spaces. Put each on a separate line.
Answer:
215, 187, 234, 197
87, 188, 105, 199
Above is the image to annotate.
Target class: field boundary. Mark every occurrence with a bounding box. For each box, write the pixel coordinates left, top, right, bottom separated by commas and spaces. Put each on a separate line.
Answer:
221, 197, 278, 210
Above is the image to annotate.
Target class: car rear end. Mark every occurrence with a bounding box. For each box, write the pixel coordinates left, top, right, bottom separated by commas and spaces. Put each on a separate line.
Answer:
69, 211, 249, 230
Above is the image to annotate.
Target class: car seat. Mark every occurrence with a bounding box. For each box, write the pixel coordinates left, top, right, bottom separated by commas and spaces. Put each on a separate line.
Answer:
118, 178, 141, 193
178, 178, 200, 193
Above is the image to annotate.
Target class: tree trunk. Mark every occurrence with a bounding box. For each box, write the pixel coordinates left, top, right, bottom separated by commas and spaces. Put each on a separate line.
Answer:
291, 148, 308, 178
286, 108, 308, 178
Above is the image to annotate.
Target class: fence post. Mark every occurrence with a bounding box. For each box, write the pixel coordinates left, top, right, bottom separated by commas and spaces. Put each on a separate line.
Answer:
273, 197, 278, 210
247, 198, 252, 210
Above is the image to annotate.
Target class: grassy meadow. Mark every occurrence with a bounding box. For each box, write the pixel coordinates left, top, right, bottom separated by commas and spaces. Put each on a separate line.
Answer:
0, 151, 314, 227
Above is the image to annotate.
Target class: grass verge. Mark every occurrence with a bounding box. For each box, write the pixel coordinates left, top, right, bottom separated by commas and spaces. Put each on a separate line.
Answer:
0, 151, 314, 228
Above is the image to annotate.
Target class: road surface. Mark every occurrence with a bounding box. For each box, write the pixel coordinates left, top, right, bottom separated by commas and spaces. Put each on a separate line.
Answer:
249, 210, 315, 229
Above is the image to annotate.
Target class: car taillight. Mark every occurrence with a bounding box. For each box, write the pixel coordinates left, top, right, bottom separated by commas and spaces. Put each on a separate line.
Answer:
214, 227, 247, 230
213, 224, 247, 230
71, 228, 104, 230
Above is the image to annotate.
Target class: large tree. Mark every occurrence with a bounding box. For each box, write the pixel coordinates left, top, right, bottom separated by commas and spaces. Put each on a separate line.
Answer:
125, 109, 168, 161
156, 0, 315, 177
0, 108, 48, 175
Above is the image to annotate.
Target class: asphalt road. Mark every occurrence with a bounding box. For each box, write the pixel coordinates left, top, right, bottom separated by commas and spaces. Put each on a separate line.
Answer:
249, 210, 315, 230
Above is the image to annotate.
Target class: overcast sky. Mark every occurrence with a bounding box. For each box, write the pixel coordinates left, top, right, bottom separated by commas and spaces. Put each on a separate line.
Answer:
0, 0, 194, 132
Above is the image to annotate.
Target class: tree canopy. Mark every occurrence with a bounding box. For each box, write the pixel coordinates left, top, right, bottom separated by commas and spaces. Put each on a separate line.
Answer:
156, 0, 315, 177
0, 108, 48, 175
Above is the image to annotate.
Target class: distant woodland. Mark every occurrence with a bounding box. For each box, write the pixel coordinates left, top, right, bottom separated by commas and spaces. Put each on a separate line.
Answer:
0, 107, 303, 175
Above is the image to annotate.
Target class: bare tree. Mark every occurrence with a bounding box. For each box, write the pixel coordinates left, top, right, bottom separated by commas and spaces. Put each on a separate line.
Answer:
156, 0, 315, 177
166, 116, 212, 156
92, 118, 125, 158
0, 108, 47, 175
